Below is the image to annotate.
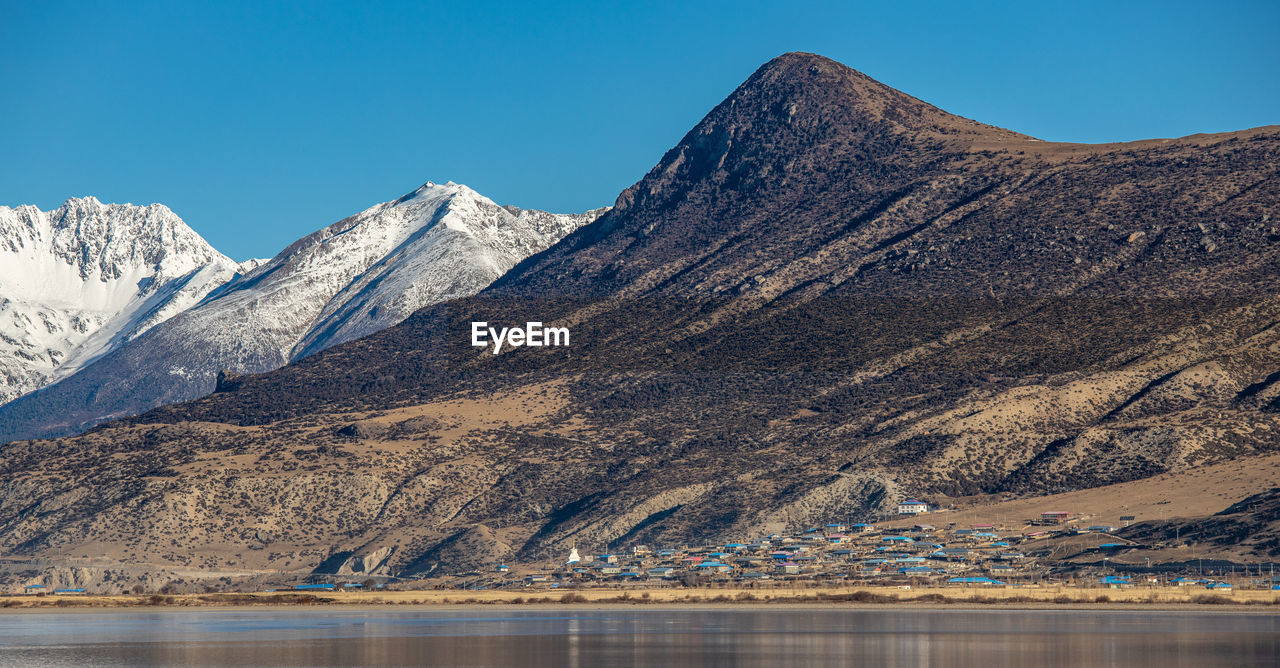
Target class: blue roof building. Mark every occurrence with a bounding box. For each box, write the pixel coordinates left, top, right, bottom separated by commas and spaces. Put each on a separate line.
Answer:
947, 577, 1004, 585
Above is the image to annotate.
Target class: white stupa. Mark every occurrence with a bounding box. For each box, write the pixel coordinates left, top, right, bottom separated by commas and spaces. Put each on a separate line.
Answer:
567, 548, 580, 564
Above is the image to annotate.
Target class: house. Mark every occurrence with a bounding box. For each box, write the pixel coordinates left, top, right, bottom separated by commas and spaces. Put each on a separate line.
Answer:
851, 523, 876, 533
947, 577, 1003, 586
775, 562, 801, 575
697, 561, 733, 574
1171, 577, 1209, 587
495, 564, 510, 573
1099, 575, 1132, 588
898, 500, 930, 515
824, 523, 848, 533
1038, 511, 1072, 525
900, 566, 933, 575
526, 574, 550, 583
647, 567, 676, 578
934, 548, 971, 561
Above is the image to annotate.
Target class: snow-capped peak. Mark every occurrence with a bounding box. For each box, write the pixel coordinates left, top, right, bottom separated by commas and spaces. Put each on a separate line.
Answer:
0, 198, 242, 404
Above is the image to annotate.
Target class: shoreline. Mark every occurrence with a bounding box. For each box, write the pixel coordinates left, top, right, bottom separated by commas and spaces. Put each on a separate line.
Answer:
3, 586, 1278, 613
3, 602, 1279, 615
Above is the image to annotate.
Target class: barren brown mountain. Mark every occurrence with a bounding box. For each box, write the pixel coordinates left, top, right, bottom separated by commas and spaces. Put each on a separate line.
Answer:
2, 53, 1278, 588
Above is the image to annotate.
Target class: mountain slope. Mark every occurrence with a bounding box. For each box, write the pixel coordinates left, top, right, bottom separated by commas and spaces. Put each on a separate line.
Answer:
1, 53, 1277, 582
0, 182, 605, 440
0, 197, 247, 404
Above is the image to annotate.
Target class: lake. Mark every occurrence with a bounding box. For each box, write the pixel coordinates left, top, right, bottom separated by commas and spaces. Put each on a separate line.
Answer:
0, 607, 1276, 667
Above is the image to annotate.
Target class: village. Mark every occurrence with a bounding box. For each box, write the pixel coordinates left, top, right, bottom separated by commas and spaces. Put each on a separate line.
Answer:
7, 499, 1280, 599
450, 499, 1280, 594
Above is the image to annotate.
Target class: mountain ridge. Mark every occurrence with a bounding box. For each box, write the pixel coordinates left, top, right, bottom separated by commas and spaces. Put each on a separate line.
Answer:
0, 182, 606, 441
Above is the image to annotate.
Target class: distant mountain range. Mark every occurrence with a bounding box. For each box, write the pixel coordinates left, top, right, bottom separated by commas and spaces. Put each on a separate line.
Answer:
0, 53, 1276, 589
0, 182, 604, 440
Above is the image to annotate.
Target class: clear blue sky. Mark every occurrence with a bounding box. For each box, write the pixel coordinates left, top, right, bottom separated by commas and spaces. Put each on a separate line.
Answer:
4, 1, 1277, 261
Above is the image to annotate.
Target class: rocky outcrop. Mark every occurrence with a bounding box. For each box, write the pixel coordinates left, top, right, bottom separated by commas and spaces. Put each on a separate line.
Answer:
331, 546, 396, 577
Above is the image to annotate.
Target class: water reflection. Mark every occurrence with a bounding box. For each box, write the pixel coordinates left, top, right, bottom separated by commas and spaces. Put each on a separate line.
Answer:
0, 608, 1275, 667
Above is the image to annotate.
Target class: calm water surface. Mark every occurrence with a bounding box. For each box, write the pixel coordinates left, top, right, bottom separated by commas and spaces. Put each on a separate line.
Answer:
0, 608, 1275, 667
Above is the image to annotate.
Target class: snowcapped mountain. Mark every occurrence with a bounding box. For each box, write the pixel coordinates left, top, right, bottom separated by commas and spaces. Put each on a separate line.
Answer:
0, 181, 605, 440
182, 180, 605, 369
0, 197, 250, 404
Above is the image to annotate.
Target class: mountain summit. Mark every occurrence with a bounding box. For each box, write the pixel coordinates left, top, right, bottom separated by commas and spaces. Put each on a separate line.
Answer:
0, 197, 247, 404
499, 52, 1034, 297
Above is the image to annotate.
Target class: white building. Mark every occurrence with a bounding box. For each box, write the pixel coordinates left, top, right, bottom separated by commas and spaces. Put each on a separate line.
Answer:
898, 499, 930, 515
